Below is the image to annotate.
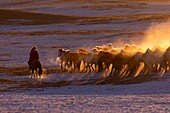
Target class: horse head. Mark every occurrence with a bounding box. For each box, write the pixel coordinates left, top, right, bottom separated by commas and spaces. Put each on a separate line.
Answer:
58, 48, 64, 57
58, 48, 70, 60
166, 46, 170, 51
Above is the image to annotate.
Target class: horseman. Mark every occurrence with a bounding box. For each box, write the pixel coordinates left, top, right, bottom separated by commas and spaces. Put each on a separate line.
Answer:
28, 46, 39, 70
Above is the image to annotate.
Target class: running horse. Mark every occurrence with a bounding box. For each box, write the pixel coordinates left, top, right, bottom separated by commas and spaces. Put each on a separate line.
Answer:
29, 60, 43, 78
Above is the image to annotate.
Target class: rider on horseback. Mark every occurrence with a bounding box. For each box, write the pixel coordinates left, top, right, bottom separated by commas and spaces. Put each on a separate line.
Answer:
28, 46, 39, 71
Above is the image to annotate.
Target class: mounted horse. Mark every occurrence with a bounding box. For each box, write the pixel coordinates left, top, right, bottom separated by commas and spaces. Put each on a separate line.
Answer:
28, 46, 43, 78
29, 60, 43, 78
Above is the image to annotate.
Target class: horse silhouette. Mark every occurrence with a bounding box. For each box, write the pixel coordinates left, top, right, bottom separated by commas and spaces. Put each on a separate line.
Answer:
29, 60, 43, 78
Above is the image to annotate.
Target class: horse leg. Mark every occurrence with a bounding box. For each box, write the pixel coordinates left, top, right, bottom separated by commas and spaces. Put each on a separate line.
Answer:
31, 70, 36, 78
84, 63, 88, 72
98, 60, 103, 72
87, 64, 91, 73
36, 61, 43, 77
29, 68, 35, 78
82, 63, 88, 72
76, 61, 81, 72
109, 64, 115, 77
95, 63, 99, 72
61, 61, 63, 70
34, 70, 37, 78
90, 64, 95, 72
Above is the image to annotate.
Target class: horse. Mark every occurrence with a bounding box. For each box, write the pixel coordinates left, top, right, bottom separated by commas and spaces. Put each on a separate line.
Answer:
138, 48, 164, 75
98, 51, 115, 72
58, 48, 81, 71
79, 51, 98, 72
126, 51, 144, 77
58, 48, 70, 70
161, 46, 170, 72
29, 60, 43, 78
110, 50, 133, 78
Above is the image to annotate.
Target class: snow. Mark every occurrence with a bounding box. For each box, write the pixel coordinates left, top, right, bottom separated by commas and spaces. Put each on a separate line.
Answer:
0, 77, 169, 112
0, 0, 170, 112
0, 94, 169, 113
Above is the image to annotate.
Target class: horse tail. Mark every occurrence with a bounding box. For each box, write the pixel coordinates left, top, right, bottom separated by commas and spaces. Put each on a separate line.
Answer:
38, 61, 43, 75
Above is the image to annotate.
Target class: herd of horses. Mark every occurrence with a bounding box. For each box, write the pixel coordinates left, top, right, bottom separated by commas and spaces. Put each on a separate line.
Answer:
58, 44, 170, 79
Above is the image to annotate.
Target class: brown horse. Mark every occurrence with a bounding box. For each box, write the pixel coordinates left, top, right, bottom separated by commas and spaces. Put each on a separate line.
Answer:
162, 46, 170, 72
79, 51, 98, 72
29, 60, 43, 78
98, 51, 115, 72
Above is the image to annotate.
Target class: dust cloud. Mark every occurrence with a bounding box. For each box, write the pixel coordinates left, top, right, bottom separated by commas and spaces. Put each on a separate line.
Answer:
139, 20, 170, 50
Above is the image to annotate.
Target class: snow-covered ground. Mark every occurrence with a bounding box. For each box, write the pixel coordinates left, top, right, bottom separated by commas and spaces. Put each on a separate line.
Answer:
0, 77, 169, 113
0, 0, 170, 112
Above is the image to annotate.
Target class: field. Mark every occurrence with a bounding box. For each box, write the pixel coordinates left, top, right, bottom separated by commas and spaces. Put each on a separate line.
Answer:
0, 0, 170, 112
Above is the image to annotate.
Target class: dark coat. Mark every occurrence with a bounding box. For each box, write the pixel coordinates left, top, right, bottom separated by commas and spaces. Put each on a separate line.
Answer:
29, 50, 39, 61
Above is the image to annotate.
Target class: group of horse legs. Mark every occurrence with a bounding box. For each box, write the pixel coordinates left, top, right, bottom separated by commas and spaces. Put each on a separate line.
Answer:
58, 46, 170, 79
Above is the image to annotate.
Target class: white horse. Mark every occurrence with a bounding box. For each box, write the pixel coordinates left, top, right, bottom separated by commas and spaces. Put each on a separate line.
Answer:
58, 48, 80, 71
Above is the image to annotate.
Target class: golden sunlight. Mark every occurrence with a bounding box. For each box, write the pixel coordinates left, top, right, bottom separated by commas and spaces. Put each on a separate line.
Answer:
139, 20, 170, 50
